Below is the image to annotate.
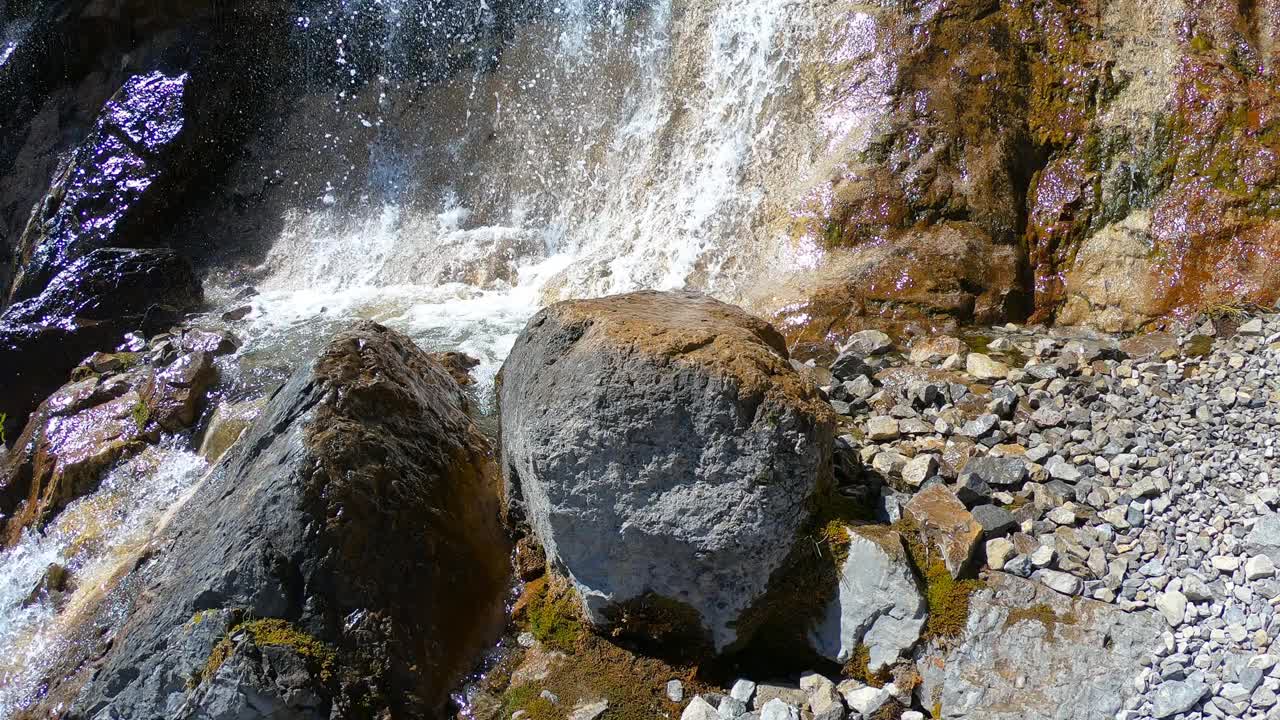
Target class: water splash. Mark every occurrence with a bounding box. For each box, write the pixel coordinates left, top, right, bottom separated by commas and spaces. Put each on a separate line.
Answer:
0, 445, 208, 716
223, 0, 829, 390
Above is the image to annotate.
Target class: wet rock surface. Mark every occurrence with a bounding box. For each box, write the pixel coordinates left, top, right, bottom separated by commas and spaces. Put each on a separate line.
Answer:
0, 328, 222, 546
0, 248, 202, 441
29, 321, 510, 719
7, 72, 190, 303
500, 289, 835, 652
779, 0, 1280, 346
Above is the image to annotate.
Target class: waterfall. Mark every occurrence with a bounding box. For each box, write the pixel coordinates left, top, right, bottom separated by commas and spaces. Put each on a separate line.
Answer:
0, 0, 888, 711
0, 447, 209, 716
224, 0, 828, 394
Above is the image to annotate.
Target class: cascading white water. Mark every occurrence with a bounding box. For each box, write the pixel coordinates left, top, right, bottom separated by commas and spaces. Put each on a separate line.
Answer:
0, 446, 208, 716
224, 0, 835, 397
0, 1, 897, 712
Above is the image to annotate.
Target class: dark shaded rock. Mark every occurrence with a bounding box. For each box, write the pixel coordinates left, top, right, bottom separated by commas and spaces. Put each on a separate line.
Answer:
8, 72, 190, 302
0, 248, 201, 440
0, 0, 300, 304
428, 350, 481, 386
499, 290, 834, 652
955, 474, 993, 508
22, 562, 74, 609
830, 350, 873, 381
45, 321, 509, 719
972, 504, 1018, 538
961, 456, 1028, 488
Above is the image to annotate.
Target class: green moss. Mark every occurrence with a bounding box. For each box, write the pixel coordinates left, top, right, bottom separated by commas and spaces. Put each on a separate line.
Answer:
604, 593, 712, 664
496, 634, 691, 720
892, 515, 981, 643
130, 396, 151, 430
195, 618, 337, 688
187, 610, 218, 629
196, 636, 235, 688
1190, 34, 1213, 53
870, 701, 905, 720
841, 644, 891, 688
1005, 603, 1078, 641
921, 560, 980, 640
526, 578, 586, 654
497, 684, 560, 720
70, 366, 96, 381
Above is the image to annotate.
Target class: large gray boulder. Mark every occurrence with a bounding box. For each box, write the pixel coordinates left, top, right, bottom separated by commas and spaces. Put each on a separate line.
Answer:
811, 527, 926, 672
499, 290, 835, 652
27, 321, 510, 718
916, 572, 1162, 720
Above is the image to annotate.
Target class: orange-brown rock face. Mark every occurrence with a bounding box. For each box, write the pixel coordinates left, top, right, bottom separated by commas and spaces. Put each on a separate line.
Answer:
779, 0, 1280, 338
777, 223, 1028, 356
0, 346, 216, 546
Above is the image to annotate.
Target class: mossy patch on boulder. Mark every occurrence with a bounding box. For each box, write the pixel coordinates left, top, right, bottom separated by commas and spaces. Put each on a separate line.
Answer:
1005, 603, 1079, 642
498, 577, 703, 720
196, 618, 337, 688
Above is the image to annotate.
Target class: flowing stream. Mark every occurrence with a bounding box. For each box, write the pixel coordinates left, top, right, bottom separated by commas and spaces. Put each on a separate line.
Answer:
0, 0, 889, 713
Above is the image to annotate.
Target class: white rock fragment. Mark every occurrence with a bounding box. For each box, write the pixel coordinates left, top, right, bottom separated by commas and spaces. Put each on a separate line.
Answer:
1247, 555, 1278, 580
759, 698, 800, 720
1155, 590, 1187, 627
682, 697, 719, 720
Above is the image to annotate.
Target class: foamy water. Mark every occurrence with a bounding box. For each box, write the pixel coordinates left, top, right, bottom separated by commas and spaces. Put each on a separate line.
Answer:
220, 0, 834, 401
0, 446, 208, 716
0, 0, 897, 712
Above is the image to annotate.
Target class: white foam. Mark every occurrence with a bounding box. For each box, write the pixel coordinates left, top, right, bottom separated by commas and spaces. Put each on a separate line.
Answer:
0, 445, 208, 716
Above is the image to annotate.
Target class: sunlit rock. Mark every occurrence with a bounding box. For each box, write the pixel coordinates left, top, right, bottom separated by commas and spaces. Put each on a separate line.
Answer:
500, 290, 835, 652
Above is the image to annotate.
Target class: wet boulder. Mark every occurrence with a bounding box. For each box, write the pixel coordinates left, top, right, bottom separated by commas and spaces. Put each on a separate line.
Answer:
0, 342, 215, 545
499, 290, 835, 652
56, 321, 510, 719
8, 72, 191, 303
0, 247, 201, 441
197, 397, 267, 463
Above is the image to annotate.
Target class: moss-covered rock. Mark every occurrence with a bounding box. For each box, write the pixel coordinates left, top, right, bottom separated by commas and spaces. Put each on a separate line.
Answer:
26, 321, 510, 719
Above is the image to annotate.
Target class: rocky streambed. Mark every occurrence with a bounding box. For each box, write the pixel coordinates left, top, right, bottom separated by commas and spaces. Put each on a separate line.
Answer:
5, 283, 1280, 720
